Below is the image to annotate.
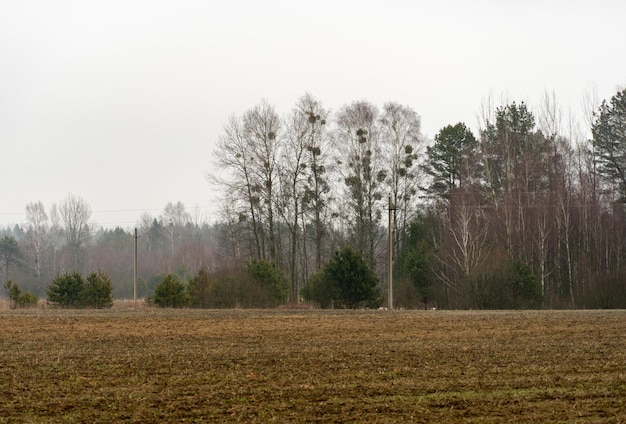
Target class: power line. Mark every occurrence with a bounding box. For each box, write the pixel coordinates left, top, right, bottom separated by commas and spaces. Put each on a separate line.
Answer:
0, 204, 219, 228
0, 205, 216, 215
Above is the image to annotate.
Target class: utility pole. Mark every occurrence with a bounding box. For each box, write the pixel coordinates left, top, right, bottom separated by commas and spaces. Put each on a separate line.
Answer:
388, 195, 396, 310
134, 228, 138, 307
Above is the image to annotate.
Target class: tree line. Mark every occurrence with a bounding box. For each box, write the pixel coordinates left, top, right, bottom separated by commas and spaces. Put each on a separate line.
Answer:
3, 88, 626, 309
210, 90, 626, 309
210, 94, 424, 305
0, 198, 222, 300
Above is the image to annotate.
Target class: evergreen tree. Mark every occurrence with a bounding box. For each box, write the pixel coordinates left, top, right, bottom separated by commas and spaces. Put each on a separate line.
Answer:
47, 272, 85, 308
303, 247, 382, 309
188, 267, 212, 308
423, 122, 477, 201
592, 88, 626, 196
0, 235, 19, 284
151, 274, 189, 308
396, 216, 435, 308
5, 280, 21, 309
83, 271, 113, 309
245, 260, 288, 306
4, 280, 38, 309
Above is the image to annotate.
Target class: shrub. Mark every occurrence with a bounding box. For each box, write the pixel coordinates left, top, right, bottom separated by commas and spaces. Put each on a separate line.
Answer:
82, 271, 114, 309
502, 260, 543, 309
47, 272, 85, 308
303, 247, 382, 309
245, 260, 288, 306
18, 292, 39, 308
201, 269, 240, 308
469, 256, 543, 309
186, 264, 288, 309
4, 280, 21, 309
4, 280, 39, 309
151, 274, 189, 308
188, 267, 213, 308
300, 272, 337, 309
587, 269, 626, 309
47, 271, 114, 309
396, 217, 436, 309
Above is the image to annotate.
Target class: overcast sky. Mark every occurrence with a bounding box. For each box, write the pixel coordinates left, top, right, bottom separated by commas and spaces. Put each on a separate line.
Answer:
1, 0, 625, 229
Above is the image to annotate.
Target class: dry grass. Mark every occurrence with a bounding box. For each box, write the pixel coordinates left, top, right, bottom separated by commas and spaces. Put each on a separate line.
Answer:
1, 309, 625, 422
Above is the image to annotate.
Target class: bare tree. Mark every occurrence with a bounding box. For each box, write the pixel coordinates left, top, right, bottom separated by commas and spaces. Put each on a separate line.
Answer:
23, 201, 49, 285
160, 201, 192, 269
582, 82, 599, 133
432, 189, 490, 307
531, 194, 552, 297
447, 193, 490, 281
299, 94, 330, 273
212, 114, 263, 260
378, 102, 424, 256
334, 101, 385, 268
216, 201, 247, 266
277, 100, 310, 302
244, 100, 282, 262
57, 193, 92, 270
273, 94, 332, 300
212, 100, 282, 262
161, 201, 191, 228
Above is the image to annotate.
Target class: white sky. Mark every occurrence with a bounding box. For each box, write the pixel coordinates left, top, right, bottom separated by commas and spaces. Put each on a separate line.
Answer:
1, 0, 625, 229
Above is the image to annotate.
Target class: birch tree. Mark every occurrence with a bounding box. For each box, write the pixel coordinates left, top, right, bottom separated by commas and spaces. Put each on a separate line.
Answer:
300, 94, 330, 272
378, 102, 423, 254
213, 114, 264, 260
244, 100, 282, 262
334, 101, 385, 268
23, 201, 49, 286
278, 97, 313, 301
57, 193, 91, 271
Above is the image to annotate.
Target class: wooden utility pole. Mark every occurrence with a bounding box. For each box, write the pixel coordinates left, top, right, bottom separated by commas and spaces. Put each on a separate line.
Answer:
134, 228, 138, 306
388, 195, 396, 310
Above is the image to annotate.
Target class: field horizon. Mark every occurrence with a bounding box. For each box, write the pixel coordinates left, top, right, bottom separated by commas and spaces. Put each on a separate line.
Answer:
1, 308, 625, 422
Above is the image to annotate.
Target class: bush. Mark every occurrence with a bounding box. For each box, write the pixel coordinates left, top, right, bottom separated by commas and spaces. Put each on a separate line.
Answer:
186, 263, 288, 309
47, 271, 114, 309
468, 256, 543, 309
302, 247, 382, 309
301, 271, 337, 309
83, 271, 114, 309
4, 281, 38, 309
18, 292, 39, 308
151, 274, 189, 308
245, 260, 288, 306
47, 272, 85, 308
502, 261, 543, 309
396, 217, 436, 309
188, 267, 213, 308
4, 280, 21, 309
584, 269, 626, 309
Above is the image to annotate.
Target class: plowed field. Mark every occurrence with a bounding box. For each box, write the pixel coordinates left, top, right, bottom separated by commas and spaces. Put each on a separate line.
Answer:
1, 309, 625, 422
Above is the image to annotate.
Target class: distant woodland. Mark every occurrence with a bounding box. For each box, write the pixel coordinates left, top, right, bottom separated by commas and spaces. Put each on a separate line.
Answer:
3, 88, 626, 309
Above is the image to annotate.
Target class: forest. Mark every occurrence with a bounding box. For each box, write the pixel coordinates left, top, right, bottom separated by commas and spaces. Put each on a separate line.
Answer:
2, 88, 626, 309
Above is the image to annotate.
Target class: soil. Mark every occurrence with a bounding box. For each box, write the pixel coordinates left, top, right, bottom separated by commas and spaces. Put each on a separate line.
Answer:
1, 309, 625, 422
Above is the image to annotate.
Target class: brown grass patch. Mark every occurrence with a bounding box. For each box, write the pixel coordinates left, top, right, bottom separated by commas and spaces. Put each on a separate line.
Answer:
1, 309, 625, 422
